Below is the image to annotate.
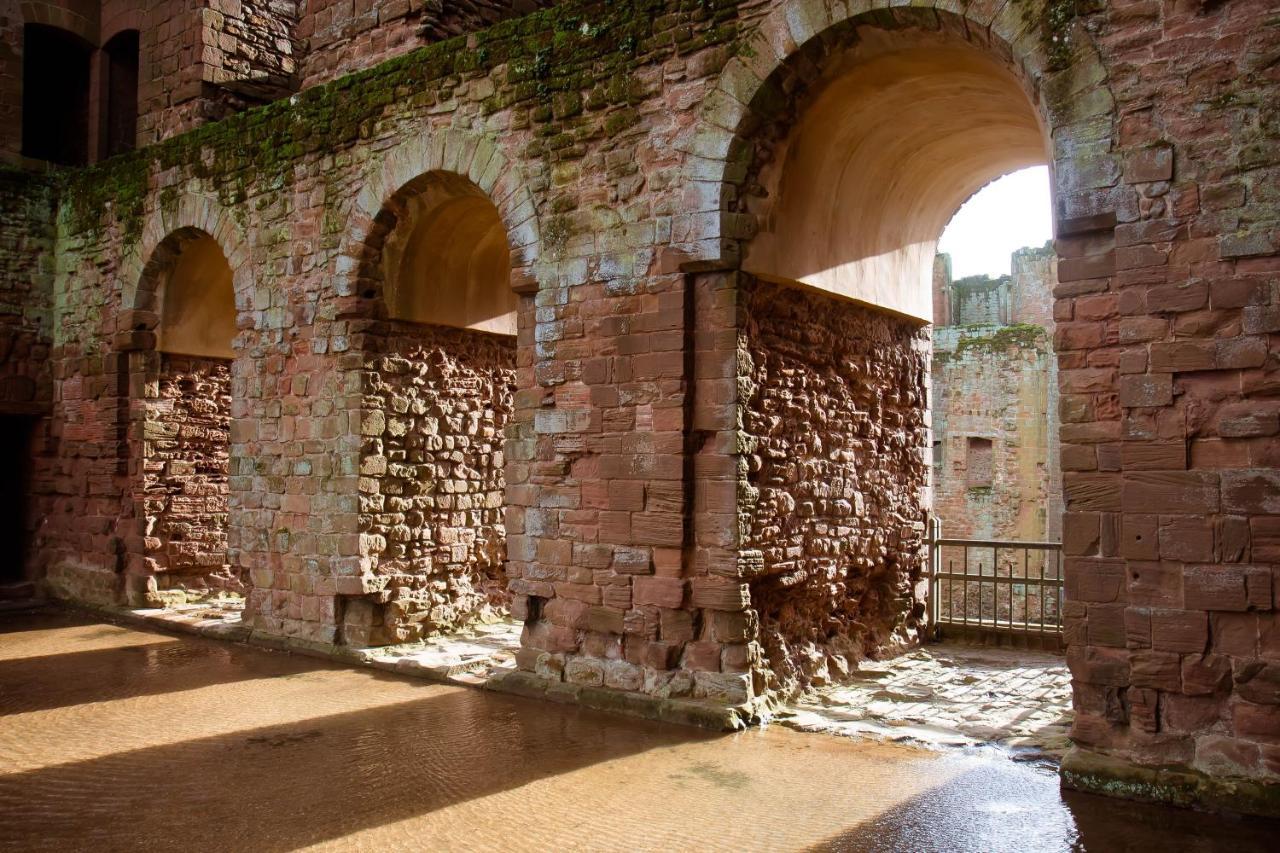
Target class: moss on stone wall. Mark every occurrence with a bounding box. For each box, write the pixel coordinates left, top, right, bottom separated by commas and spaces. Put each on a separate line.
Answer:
57, 0, 743, 243
953, 323, 1049, 356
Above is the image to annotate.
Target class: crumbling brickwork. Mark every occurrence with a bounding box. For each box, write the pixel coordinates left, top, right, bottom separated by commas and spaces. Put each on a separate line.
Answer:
739, 276, 930, 695
339, 323, 514, 645
140, 354, 236, 599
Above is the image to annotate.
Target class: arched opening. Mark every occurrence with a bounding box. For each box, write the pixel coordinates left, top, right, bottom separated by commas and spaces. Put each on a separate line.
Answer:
342, 171, 518, 648
743, 31, 1046, 322
730, 18, 1069, 748
103, 30, 140, 158
130, 231, 239, 607
380, 171, 517, 334
22, 24, 93, 165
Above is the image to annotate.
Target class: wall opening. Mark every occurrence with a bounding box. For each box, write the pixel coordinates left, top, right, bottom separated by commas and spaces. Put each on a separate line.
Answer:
344, 171, 517, 646
0, 416, 38, 585
103, 30, 140, 158
734, 20, 1064, 715
22, 24, 93, 165
135, 231, 238, 606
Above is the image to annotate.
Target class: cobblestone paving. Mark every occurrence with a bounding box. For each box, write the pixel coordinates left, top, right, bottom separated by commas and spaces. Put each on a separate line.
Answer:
125, 598, 521, 686
779, 644, 1073, 760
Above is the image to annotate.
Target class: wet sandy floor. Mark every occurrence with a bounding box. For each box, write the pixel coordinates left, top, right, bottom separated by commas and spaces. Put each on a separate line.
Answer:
1, 608, 1277, 852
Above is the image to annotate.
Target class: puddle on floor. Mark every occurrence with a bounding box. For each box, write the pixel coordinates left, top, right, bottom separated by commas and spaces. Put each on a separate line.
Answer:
1, 608, 1275, 852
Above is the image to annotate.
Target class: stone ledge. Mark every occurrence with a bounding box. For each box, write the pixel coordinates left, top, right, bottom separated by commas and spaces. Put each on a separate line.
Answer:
1061, 747, 1280, 819
486, 670, 755, 732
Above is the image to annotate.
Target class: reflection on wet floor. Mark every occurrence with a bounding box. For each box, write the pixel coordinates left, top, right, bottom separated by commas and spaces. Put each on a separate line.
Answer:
1, 607, 1277, 852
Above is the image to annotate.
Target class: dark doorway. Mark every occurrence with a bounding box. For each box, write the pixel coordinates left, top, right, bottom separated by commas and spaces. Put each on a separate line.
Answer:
103, 30, 139, 158
22, 24, 93, 165
0, 417, 36, 583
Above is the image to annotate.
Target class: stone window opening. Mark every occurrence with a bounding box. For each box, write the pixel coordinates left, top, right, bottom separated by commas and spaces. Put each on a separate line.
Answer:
343, 170, 519, 648
965, 437, 994, 489
102, 30, 140, 159
21, 24, 93, 165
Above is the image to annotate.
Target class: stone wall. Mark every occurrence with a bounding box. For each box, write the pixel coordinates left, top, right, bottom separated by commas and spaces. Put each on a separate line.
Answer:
201, 1, 299, 101
0, 171, 54, 413
739, 276, 930, 696
0, 0, 1274, 814
932, 324, 1058, 542
295, 0, 555, 89
140, 354, 236, 600
339, 322, 515, 645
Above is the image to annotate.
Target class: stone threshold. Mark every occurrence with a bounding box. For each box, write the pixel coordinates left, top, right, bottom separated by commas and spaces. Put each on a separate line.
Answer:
1061, 747, 1280, 819
52, 598, 753, 733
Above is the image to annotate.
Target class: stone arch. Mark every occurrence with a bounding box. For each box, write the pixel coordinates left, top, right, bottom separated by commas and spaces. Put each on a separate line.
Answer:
676, 0, 1122, 700
333, 132, 532, 647
336, 129, 542, 303
115, 198, 250, 609
677, 0, 1119, 269
118, 192, 254, 335
20, 2, 99, 46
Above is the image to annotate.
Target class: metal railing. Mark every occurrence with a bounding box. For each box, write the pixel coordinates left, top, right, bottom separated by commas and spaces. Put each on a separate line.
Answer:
927, 521, 1064, 649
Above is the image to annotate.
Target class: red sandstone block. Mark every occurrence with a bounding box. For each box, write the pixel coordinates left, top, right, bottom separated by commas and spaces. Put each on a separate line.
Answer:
1250, 517, 1280, 561
1064, 473, 1122, 511
1131, 650, 1182, 691
544, 596, 590, 629
1120, 441, 1186, 470
1055, 323, 1106, 351
1233, 701, 1280, 743
1150, 341, 1216, 372
1118, 374, 1173, 408
621, 607, 659, 639
1122, 472, 1219, 514
1147, 281, 1208, 314
1211, 613, 1259, 657
660, 608, 696, 643
1150, 608, 1208, 653
1121, 515, 1158, 560
652, 547, 682, 577
632, 511, 683, 546
584, 605, 625, 634
684, 641, 723, 672
1216, 337, 1268, 370
1158, 516, 1214, 562
1118, 350, 1150, 377
1119, 317, 1169, 344
1217, 402, 1280, 438
691, 577, 750, 611
1067, 646, 1131, 687
633, 576, 685, 609
1064, 558, 1126, 603
1087, 604, 1128, 647
1059, 252, 1116, 283
1184, 566, 1251, 612
1222, 470, 1280, 514
607, 480, 645, 511
1125, 144, 1174, 183
1235, 659, 1280, 705
554, 582, 603, 605
1127, 561, 1184, 608
1245, 566, 1273, 610
1180, 653, 1233, 696
1064, 512, 1101, 556
1062, 444, 1098, 471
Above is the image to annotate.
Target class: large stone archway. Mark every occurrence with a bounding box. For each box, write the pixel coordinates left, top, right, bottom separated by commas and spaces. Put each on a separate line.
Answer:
669, 0, 1280, 815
